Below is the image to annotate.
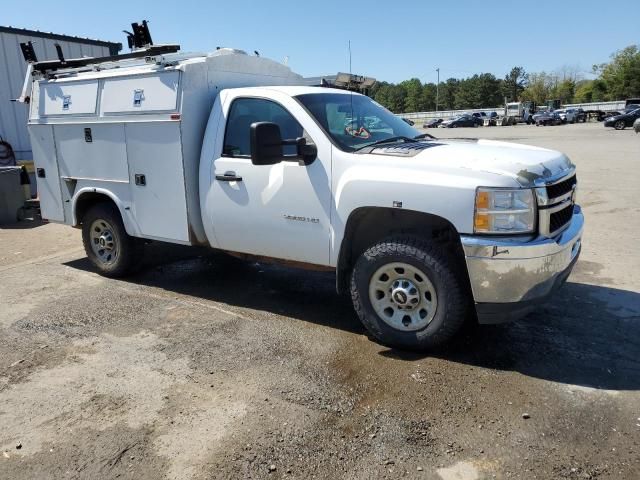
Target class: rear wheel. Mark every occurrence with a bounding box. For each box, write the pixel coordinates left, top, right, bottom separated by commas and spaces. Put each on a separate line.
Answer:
614, 120, 626, 130
82, 203, 144, 277
350, 236, 468, 350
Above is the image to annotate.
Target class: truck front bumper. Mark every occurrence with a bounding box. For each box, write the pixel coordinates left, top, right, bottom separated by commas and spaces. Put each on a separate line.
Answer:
460, 206, 583, 324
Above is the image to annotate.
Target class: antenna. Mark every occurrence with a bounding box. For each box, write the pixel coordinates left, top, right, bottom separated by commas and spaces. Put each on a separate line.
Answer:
348, 40, 354, 135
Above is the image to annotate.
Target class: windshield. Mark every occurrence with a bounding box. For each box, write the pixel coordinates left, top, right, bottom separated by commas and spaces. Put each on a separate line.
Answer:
296, 92, 420, 152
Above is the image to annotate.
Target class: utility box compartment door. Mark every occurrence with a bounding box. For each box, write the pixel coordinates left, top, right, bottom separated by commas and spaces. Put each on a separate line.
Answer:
101, 72, 180, 114
126, 122, 189, 242
39, 80, 98, 116
54, 124, 129, 182
29, 125, 65, 222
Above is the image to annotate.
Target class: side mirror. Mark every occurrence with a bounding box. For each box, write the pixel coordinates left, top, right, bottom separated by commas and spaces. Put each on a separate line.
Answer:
294, 137, 317, 166
250, 122, 283, 165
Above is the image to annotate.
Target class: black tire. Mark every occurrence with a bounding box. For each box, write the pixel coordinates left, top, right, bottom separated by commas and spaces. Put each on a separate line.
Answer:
614, 120, 626, 130
81, 203, 144, 277
350, 236, 468, 350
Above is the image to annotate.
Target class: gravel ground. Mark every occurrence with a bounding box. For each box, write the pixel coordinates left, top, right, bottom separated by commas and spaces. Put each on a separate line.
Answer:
0, 122, 638, 479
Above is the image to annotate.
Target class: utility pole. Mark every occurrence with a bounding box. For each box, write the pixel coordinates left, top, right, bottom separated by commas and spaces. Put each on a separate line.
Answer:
436, 68, 440, 112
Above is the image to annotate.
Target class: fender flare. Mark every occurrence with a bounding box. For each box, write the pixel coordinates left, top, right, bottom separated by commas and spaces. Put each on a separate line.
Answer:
71, 187, 141, 237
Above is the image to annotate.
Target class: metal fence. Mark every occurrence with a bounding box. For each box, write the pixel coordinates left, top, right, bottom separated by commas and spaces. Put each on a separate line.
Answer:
397, 100, 629, 125
398, 108, 503, 124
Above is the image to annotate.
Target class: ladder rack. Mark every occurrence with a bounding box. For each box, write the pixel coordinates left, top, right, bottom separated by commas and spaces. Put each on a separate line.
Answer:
29, 44, 181, 74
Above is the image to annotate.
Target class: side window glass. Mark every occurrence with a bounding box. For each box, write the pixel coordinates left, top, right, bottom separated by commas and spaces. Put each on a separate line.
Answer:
223, 98, 310, 157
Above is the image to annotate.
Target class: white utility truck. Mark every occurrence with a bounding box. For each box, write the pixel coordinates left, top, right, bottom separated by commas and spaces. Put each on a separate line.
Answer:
20, 24, 583, 350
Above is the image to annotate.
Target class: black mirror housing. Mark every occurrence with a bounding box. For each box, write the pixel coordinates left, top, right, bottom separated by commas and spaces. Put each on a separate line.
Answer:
295, 137, 317, 166
250, 122, 283, 165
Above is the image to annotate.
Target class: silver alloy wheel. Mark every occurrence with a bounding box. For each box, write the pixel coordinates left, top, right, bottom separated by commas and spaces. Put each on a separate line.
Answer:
368, 262, 438, 332
89, 219, 118, 264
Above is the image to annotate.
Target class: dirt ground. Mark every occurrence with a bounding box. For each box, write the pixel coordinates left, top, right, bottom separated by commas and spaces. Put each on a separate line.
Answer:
1, 122, 638, 480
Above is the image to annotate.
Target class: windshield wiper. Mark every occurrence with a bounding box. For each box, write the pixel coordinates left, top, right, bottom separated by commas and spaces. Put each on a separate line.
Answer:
354, 136, 417, 152
414, 133, 437, 140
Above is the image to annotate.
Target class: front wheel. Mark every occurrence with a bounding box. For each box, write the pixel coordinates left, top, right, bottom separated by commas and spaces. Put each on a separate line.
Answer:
350, 236, 468, 350
614, 120, 626, 130
82, 203, 144, 277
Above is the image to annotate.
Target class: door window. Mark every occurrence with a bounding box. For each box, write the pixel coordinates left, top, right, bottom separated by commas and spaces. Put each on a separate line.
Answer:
223, 98, 309, 157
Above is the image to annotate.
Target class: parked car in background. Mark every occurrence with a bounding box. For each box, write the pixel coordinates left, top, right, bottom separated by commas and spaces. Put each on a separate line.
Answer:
482, 112, 499, 126
555, 108, 578, 124
634, 117, 640, 133
604, 108, 640, 130
533, 111, 562, 126
423, 118, 443, 128
575, 108, 586, 123
625, 98, 640, 109
440, 114, 479, 128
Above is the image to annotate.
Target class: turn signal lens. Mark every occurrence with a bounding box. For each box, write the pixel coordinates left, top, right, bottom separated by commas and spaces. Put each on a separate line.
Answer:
474, 213, 490, 231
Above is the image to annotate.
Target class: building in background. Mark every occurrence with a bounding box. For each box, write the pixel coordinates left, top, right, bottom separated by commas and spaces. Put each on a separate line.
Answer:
0, 26, 121, 167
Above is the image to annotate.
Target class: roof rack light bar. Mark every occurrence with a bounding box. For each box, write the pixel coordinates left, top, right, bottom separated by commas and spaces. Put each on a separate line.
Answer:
319, 72, 377, 92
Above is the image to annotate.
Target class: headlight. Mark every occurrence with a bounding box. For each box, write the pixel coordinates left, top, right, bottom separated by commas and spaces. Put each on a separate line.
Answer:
474, 188, 536, 234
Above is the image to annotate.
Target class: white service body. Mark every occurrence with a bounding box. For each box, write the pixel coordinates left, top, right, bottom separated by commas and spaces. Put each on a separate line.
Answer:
28, 49, 305, 246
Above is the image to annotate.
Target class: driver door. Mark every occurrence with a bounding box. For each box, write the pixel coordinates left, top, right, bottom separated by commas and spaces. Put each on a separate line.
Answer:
205, 91, 332, 266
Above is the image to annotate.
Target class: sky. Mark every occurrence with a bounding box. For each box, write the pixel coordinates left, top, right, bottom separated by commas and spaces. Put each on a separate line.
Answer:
4, 0, 639, 84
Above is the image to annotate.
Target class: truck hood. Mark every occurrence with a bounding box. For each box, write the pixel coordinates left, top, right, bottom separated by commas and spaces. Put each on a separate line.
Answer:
374, 138, 574, 187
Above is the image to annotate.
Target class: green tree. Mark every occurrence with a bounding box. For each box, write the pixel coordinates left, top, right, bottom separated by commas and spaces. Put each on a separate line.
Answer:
453, 75, 500, 109
521, 72, 552, 104
550, 78, 576, 104
400, 78, 425, 112
594, 45, 640, 100
440, 78, 460, 110
573, 80, 594, 103
373, 83, 407, 112
503, 66, 527, 102
421, 83, 437, 111
591, 79, 608, 102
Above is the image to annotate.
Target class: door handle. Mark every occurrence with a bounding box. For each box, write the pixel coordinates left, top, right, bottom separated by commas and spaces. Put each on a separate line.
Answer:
215, 171, 243, 182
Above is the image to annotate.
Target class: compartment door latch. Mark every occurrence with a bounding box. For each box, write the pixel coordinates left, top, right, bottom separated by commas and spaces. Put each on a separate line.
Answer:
133, 89, 144, 107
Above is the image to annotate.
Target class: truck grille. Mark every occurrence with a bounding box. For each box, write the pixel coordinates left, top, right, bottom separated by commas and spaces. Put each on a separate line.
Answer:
546, 174, 576, 199
538, 172, 577, 236
549, 204, 574, 233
